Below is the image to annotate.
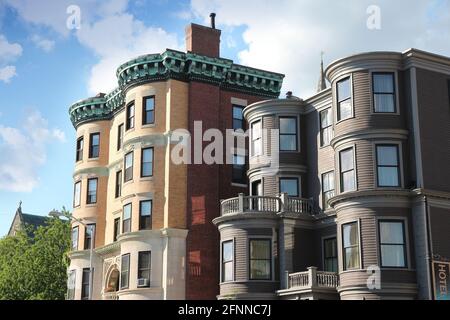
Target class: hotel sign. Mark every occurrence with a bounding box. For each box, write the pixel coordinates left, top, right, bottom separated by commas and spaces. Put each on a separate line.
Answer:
433, 260, 450, 300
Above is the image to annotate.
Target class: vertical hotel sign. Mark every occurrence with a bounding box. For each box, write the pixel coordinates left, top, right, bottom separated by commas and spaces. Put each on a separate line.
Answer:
433, 260, 450, 300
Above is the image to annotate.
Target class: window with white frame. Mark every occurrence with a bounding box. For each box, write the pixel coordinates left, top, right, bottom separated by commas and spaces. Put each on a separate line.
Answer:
120, 253, 130, 289
251, 120, 262, 156
339, 148, 356, 192
379, 220, 407, 268
222, 240, 234, 282
342, 222, 360, 270
320, 108, 333, 147
337, 77, 352, 121
124, 151, 133, 182
376, 145, 400, 187
373, 73, 396, 113
122, 203, 132, 233
322, 171, 335, 209
73, 181, 81, 208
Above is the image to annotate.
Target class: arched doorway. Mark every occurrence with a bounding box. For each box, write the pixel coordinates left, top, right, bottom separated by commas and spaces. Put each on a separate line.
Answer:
104, 265, 120, 299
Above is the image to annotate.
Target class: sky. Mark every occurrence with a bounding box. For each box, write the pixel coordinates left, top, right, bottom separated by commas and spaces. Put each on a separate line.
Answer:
0, 0, 449, 236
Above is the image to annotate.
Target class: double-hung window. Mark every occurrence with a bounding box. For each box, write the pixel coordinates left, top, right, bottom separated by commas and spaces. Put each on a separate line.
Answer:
67, 270, 76, 300
124, 152, 133, 182
122, 203, 132, 233
251, 121, 262, 156
322, 171, 335, 209
279, 117, 298, 151
339, 148, 356, 192
84, 224, 95, 250
115, 170, 122, 198
320, 108, 333, 146
113, 217, 120, 242
71, 226, 79, 251
249, 239, 271, 280
89, 133, 100, 158
141, 147, 153, 177
120, 254, 130, 289
337, 77, 352, 121
126, 102, 135, 130
232, 105, 245, 130
232, 154, 246, 184
376, 145, 400, 187
324, 237, 338, 272
76, 137, 84, 161
139, 200, 152, 230
143, 96, 155, 125
222, 240, 234, 282
117, 124, 124, 151
81, 268, 92, 300
137, 251, 151, 287
379, 220, 407, 268
73, 181, 81, 208
373, 73, 396, 113
86, 178, 97, 204
342, 222, 360, 270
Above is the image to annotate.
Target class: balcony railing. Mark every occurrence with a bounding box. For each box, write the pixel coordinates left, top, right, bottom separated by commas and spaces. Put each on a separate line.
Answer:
220, 193, 315, 216
286, 267, 339, 290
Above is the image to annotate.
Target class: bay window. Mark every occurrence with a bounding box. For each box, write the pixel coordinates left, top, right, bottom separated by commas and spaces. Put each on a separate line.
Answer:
373, 73, 396, 113
141, 147, 153, 177
279, 178, 299, 197
337, 77, 352, 121
379, 220, 407, 268
222, 240, 234, 282
86, 178, 97, 204
126, 102, 135, 130
89, 133, 100, 158
342, 222, 360, 270
249, 239, 271, 280
123, 203, 132, 233
251, 121, 262, 156
124, 152, 133, 182
143, 96, 155, 125
339, 148, 356, 192
376, 145, 400, 187
73, 181, 81, 208
279, 117, 298, 151
139, 200, 152, 230
120, 253, 130, 289
137, 251, 151, 287
76, 137, 83, 162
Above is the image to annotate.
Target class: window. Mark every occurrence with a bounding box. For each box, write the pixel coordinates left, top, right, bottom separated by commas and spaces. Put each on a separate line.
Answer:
320, 108, 333, 147
279, 178, 299, 197
339, 148, 356, 192
113, 218, 120, 242
76, 137, 84, 161
120, 254, 130, 289
322, 171, 335, 209
376, 145, 400, 187
337, 77, 352, 121
67, 270, 76, 300
251, 121, 262, 156
141, 147, 153, 177
73, 181, 81, 208
89, 133, 100, 158
379, 220, 407, 268
81, 268, 92, 300
324, 237, 338, 272
143, 96, 155, 125
84, 224, 95, 250
139, 200, 152, 230
71, 226, 79, 251
279, 117, 298, 151
115, 170, 122, 198
137, 251, 151, 287
86, 178, 98, 204
117, 123, 124, 151
222, 240, 234, 282
126, 102, 135, 130
249, 239, 271, 280
232, 154, 246, 184
233, 105, 245, 130
123, 204, 132, 233
373, 73, 396, 113
124, 152, 133, 182
342, 222, 360, 270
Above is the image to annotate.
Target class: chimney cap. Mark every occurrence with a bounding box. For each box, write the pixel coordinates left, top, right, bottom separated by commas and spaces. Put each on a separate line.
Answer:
210, 12, 216, 29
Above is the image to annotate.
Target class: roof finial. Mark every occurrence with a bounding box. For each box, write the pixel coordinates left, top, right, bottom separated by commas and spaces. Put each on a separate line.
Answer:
317, 51, 327, 92
18, 200, 22, 209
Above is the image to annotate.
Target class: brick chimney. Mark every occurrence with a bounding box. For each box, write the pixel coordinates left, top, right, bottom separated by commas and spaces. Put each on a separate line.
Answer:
185, 13, 221, 57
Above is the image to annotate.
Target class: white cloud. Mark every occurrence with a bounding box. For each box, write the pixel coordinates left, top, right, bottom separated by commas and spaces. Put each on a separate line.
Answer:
0, 66, 17, 83
31, 35, 55, 52
4, 0, 182, 94
0, 35, 22, 63
190, 0, 450, 97
0, 110, 65, 192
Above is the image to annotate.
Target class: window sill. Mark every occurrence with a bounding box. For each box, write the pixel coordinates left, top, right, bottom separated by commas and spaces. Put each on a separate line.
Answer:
142, 124, 156, 129
231, 183, 247, 188
140, 176, 154, 182
87, 158, 100, 162
85, 203, 98, 208
336, 116, 355, 124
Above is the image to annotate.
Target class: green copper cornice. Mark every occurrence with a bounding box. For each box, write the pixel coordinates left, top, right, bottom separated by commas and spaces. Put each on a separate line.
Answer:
69, 49, 284, 128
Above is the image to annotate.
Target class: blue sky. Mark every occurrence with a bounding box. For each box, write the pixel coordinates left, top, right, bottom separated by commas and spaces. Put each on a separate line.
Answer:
0, 0, 449, 236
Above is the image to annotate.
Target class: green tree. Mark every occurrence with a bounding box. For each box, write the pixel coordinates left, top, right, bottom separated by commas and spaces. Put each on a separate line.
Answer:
0, 208, 71, 300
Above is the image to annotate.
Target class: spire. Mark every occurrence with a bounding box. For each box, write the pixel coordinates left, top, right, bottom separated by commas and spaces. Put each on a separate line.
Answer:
317, 51, 327, 92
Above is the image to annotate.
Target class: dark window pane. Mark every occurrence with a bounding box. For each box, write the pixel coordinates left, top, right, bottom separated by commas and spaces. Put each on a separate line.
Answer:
141, 148, 153, 177
249, 239, 271, 280
143, 97, 155, 125
117, 124, 124, 150
120, 254, 130, 289
115, 171, 122, 198
81, 268, 92, 300
76, 137, 84, 161
139, 200, 152, 230
71, 227, 78, 250
87, 178, 97, 204
137, 251, 151, 287
126, 103, 135, 130
84, 224, 95, 250
89, 133, 100, 158
113, 218, 120, 242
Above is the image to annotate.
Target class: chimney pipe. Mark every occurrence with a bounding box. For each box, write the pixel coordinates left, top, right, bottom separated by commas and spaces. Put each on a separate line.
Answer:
210, 13, 216, 29
286, 91, 293, 99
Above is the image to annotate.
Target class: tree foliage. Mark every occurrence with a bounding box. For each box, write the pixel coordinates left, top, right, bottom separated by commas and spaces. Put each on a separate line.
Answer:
0, 209, 71, 300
